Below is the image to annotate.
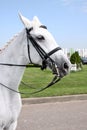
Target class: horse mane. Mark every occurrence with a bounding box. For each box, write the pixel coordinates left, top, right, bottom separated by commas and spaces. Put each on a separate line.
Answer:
0, 33, 19, 53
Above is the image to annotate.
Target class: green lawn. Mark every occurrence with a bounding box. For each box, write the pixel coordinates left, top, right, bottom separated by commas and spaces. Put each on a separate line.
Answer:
19, 65, 87, 98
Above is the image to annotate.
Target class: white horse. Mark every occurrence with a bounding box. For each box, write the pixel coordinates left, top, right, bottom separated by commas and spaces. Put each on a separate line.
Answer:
0, 13, 71, 130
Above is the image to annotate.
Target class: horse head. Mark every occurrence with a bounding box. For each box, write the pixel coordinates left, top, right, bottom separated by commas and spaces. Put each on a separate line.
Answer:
19, 13, 71, 78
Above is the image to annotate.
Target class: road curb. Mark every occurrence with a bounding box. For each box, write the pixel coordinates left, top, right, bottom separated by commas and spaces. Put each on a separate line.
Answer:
22, 94, 87, 105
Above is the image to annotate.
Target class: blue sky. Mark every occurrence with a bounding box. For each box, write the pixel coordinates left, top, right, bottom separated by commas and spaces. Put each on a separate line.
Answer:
0, 0, 87, 49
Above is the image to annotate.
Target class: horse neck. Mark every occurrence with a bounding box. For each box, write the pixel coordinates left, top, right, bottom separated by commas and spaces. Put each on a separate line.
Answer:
1, 30, 28, 63
0, 29, 29, 90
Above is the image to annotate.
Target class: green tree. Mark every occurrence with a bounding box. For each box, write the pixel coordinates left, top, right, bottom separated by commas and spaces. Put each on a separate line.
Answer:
70, 51, 82, 69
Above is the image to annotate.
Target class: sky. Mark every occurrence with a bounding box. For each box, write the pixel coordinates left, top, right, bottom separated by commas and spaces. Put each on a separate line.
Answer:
0, 0, 87, 49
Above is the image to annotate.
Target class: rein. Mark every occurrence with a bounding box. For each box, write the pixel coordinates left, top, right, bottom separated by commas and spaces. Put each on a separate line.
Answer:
0, 27, 62, 95
0, 76, 61, 95
0, 63, 29, 67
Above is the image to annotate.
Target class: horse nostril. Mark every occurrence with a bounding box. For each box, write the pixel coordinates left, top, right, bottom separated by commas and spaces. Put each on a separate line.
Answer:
64, 63, 69, 69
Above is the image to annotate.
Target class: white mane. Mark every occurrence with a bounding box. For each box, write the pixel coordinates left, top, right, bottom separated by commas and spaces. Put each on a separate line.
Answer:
0, 33, 19, 53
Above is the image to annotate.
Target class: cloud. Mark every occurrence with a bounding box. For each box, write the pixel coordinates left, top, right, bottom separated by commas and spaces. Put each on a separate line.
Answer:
61, 0, 73, 6
61, 0, 87, 13
82, 2, 87, 13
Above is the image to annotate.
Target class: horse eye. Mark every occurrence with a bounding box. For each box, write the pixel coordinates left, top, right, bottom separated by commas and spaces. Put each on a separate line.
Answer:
36, 35, 45, 41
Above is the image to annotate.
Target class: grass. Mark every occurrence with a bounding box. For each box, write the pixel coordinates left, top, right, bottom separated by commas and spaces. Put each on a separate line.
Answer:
19, 65, 87, 98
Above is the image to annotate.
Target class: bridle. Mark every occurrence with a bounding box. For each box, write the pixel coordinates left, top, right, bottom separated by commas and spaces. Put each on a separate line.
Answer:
0, 25, 62, 94
26, 26, 61, 72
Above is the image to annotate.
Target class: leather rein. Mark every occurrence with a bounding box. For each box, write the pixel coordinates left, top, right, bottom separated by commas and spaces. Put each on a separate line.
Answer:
0, 26, 62, 95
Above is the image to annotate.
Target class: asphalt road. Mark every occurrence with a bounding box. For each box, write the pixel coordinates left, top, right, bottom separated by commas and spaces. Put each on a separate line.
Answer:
17, 100, 87, 130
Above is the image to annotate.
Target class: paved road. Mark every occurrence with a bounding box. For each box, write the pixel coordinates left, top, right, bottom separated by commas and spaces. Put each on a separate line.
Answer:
17, 100, 87, 130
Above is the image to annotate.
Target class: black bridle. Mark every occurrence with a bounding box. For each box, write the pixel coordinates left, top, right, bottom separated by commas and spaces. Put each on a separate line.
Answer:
0, 26, 62, 94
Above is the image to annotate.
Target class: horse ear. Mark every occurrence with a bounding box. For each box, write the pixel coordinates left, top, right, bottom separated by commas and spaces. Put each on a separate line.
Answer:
33, 16, 41, 25
19, 13, 31, 28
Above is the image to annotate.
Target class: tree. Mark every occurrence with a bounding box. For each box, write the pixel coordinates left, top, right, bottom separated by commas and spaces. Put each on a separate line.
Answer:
70, 51, 82, 69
